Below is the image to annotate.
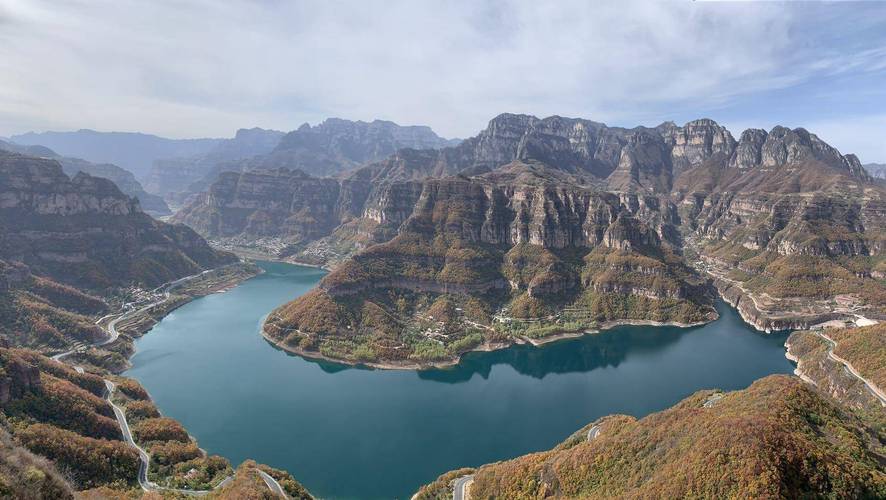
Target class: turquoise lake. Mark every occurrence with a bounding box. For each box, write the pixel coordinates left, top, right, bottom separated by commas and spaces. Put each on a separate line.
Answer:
126, 261, 795, 499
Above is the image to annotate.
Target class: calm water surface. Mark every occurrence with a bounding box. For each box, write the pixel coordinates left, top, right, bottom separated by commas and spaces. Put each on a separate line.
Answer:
126, 261, 794, 499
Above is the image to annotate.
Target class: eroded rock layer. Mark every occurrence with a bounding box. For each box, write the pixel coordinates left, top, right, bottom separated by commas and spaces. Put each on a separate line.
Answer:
265, 161, 715, 366
172, 114, 884, 365
0, 151, 235, 291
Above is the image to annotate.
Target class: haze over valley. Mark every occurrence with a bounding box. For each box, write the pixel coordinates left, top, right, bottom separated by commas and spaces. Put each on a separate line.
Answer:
0, 1, 884, 499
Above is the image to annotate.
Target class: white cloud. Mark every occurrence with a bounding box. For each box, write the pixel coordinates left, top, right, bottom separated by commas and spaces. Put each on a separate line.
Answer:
0, 0, 883, 150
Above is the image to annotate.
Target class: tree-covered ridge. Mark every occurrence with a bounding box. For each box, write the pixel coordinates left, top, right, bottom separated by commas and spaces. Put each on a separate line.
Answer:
0, 260, 108, 353
0, 426, 73, 499
0, 346, 314, 497
787, 324, 886, 424
0, 348, 139, 489
828, 323, 886, 389
416, 375, 886, 499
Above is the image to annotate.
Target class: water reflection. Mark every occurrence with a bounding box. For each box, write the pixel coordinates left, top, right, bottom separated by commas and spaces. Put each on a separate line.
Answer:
129, 263, 794, 500
279, 320, 691, 382
420, 324, 688, 383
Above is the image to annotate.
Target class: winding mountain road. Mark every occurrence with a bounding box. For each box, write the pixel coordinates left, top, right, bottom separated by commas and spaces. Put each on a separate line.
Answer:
258, 470, 288, 498
814, 331, 886, 407
51, 268, 289, 497
586, 424, 601, 441
453, 475, 474, 500
702, 392, 724, 408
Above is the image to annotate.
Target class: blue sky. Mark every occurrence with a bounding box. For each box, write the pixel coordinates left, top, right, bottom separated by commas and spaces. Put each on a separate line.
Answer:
1, 0, 885, 162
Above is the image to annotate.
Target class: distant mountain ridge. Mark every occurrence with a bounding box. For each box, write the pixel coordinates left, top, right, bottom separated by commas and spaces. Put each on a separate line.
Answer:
0, 151, 233, 290
176, 114, 874, 260
144, 127, 285, 204
267, 118, 460, 176
171, 113, 885, 367
145, 118, 456, 209
865, 162, 886, 179
10, 129, 222, 180
0, 139, 171, 215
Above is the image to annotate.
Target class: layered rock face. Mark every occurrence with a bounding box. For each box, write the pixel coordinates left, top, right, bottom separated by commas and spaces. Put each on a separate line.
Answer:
0, 140, 170, 216
0, 151, 234, 290
354, 114, 680, 192
265, 161, 714, 366
173, 168, 345, 239
658, 118, 736, 173
175, 113, 882, 353
56, 158, 171, 216
673, 137, 885, 330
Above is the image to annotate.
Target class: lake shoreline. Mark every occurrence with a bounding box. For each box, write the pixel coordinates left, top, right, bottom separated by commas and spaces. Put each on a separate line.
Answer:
127, 261, 796, 500
260, 313, 719, 371
75, 261, 264, 374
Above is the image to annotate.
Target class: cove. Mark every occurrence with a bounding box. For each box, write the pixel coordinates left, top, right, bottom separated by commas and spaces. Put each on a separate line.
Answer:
126, 261, 795, 500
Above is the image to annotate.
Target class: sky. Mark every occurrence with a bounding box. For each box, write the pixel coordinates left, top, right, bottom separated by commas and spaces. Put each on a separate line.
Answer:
1, 1, 885, 162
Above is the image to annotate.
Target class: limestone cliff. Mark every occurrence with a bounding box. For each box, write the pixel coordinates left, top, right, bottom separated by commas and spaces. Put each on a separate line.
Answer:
0, 139, 171, 215
673, 136, 885, 330
265, 161, 715, 367
174, 113, 883, 344
0, 151, 235, 290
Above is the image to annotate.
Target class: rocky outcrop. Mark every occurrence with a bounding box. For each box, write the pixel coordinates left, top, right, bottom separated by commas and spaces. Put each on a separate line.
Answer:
712, 278, 842, 332
0, 151, 234, 290
658, 119, 736, 173
729, 128, 767, 169
0, 139, 171, 215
